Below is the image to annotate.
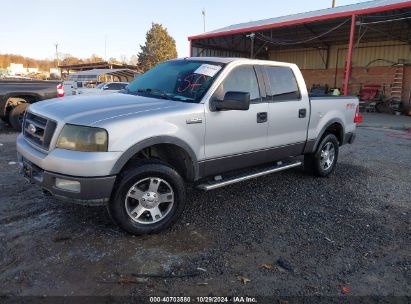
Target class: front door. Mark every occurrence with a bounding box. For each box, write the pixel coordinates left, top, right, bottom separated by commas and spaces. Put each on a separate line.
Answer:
203, 65, 269, 176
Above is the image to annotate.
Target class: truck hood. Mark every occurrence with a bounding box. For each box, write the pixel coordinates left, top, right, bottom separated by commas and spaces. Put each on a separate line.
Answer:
29, 93, 179, 126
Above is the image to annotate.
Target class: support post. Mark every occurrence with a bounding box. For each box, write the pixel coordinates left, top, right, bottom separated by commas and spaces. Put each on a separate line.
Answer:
344, 15, 356, 96
250, 34, 255, 58
189, 40, 192, 57
246, 33, 255, 58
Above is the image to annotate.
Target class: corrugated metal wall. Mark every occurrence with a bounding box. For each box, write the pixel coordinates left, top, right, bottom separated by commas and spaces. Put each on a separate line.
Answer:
269, 41, 411, 69
192, 47, 244, 58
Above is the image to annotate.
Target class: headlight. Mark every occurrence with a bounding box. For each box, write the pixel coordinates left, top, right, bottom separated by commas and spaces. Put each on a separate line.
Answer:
56, 124, 108, 152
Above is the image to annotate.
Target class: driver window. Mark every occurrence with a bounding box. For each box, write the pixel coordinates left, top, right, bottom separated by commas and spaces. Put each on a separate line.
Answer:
219, 66, 261, 103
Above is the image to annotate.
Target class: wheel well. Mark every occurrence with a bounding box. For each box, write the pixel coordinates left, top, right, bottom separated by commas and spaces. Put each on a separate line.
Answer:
323, 122, 344, 144
122, 143, 195, 182
8, 95, 39, 104
5, 95, 38, 111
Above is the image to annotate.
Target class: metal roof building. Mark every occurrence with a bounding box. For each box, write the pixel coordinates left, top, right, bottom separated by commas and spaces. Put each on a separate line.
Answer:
190, 0, 411, 41
188, 0, 411, 111
59, 61, 139, 72
67, 68, 139, 82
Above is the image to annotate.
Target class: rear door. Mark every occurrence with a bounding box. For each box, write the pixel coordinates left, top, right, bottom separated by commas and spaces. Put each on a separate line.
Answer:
203, 65, 269, 176
263, 66, 310, 158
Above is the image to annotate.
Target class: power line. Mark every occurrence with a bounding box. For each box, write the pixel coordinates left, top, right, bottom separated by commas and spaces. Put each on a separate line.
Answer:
362, 24, 411, 44
256, 18, 350, 46
362, 11, 411, 19
359, 15, 411, 25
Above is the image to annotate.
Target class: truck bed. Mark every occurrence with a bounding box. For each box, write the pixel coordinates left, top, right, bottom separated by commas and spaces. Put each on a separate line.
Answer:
0, 80, 61, 118
308, 96, 359, 143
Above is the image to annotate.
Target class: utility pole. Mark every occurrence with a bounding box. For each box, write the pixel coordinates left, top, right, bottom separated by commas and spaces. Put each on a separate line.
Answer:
332, 0, 336, 7
104, 34, 107, 61
202, 9, 206, 32
54, 43, 59, 68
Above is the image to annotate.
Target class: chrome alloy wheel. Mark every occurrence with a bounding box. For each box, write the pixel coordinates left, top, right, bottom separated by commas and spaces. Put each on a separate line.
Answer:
125, 177, 174, 224
320, 142, 335, 170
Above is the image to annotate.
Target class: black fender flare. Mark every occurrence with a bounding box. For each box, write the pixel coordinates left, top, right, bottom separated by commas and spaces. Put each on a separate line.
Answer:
305, 118, 345, 154
110, 136, 199, 181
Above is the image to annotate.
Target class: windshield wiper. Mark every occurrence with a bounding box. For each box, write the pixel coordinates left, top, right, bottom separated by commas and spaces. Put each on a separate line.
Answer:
137, 88, 171, 100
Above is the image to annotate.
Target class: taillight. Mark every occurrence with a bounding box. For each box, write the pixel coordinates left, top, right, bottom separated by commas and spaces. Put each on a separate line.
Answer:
57, 83, 64, 97
354, 104, 362, 123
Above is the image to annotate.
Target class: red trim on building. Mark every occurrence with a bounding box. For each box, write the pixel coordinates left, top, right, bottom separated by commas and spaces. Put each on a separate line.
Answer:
188, 1, 411, 41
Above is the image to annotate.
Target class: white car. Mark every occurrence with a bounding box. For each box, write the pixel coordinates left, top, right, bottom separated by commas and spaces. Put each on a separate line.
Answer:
76, 82, 129, 95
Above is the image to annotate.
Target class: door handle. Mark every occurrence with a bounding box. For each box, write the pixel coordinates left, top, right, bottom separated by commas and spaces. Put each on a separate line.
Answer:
257, 112, 267, 123
298, 108, 307, 118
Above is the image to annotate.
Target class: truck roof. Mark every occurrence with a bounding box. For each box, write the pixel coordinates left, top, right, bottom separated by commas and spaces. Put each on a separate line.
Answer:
178, 57, 296, 67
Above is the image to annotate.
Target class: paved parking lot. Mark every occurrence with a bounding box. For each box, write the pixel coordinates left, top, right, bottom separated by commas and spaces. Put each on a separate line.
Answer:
0, 123, 410, 298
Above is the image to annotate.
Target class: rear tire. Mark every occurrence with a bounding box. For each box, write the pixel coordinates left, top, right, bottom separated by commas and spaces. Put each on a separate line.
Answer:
9, 103, 29, 131
108, 162, 186, 235
305, 133, 339, 177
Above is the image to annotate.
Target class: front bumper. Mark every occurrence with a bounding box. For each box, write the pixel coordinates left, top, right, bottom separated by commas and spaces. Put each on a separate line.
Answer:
16, 134, 122, 177
16, 134, 120, 205
17, 155, 116, 205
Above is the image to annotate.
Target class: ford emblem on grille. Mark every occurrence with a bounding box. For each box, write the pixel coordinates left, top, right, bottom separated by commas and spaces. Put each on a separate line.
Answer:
27, 123, 37, 134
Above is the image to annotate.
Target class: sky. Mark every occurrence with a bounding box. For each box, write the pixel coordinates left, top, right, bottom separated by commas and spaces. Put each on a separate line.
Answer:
0, 0, 370, 61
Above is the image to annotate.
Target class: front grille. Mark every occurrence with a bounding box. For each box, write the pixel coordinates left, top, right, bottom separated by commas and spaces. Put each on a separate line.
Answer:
23, 112, 57, 150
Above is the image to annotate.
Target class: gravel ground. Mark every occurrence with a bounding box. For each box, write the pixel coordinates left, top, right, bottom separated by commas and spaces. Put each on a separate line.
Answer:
0, 122, 410, 299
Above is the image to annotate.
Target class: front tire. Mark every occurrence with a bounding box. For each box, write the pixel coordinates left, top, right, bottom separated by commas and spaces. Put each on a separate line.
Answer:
0, 116, 10, 125
305, 133, 339, 177
108, 162, 186, 235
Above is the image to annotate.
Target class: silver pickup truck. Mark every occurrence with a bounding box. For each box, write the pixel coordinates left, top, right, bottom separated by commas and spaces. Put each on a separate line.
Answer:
16, 57, 362, 235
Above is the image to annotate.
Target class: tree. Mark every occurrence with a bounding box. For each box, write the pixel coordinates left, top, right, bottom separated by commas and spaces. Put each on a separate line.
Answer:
85, 54, 104, 63
120, 55, 128, 64
129, 55, 138, 66
108, 57, 120, 64
138, 23, 177, 71
61, 54, 82, 66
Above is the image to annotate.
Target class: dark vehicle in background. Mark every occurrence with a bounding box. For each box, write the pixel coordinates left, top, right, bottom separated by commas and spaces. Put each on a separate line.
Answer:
0, 80, 63, 131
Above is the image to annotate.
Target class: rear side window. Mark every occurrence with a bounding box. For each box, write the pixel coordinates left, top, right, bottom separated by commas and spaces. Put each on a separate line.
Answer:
265, 66, 300, 101
221, 66, 261, 103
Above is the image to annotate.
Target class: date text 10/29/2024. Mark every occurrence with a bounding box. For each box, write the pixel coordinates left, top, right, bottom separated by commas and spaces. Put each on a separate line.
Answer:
149, 297, 257, 303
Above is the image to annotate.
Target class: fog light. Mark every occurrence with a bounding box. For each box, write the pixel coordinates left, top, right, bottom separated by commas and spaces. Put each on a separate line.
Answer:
55, 178, 80, 192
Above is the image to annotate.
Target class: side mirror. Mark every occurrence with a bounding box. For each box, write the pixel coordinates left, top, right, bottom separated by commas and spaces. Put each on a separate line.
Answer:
211, 91, 250, 111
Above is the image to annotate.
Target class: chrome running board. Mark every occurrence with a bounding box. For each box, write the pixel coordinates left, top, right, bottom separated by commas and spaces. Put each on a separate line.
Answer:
196, 161, 302, 191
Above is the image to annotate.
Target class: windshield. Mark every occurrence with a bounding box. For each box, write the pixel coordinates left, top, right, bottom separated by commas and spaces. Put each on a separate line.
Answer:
95, 83, 106, 89
126, 60, 225, 102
